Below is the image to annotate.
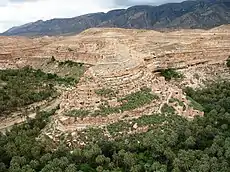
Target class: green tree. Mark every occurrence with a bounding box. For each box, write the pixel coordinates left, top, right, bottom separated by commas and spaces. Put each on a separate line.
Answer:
65, 164, 77, 172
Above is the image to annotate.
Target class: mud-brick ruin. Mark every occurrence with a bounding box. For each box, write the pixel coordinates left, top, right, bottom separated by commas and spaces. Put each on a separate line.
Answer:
1, 26, 230, 134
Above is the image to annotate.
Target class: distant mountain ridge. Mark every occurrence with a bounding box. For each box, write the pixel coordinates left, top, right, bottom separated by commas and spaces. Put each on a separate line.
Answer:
2, 0, 230, 36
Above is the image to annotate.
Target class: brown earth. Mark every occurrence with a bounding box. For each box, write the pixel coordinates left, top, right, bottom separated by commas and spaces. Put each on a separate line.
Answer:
1, 25, 230, 138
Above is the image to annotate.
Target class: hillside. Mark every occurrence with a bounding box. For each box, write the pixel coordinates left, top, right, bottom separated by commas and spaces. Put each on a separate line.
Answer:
1, 26, 230, 171
2, 0, 230, 36
1, 25, 230, 171
0, 25, 230, 131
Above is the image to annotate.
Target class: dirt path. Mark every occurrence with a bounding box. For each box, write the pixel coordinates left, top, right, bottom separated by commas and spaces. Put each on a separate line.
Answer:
0, 98, 61, 133
158, 90, 173, 113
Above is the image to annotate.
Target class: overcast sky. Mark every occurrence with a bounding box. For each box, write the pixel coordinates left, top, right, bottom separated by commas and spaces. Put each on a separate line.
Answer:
0, 0, 184, 32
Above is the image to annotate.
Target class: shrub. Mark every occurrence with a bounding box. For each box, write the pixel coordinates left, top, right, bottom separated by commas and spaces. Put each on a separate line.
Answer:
169, 98, 185, 108
161, 104, 176, 114
186, 96, 204, 111
58, 60, 83, 67
95, 88, 117, 98
118, 88, 158, 112
65, 109, 90, 118
159, 68, 183, 81
51, 56, 56, 62
226, 56, 230, 67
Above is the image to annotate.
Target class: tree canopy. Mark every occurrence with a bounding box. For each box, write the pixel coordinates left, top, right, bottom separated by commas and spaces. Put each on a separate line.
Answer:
1, 79, 230, 171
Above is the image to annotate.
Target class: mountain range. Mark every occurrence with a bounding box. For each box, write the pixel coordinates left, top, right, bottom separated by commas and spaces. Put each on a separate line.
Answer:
2, 0, 230, 36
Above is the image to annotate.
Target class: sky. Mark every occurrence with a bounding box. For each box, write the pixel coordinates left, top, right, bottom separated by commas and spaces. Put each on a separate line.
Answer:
0, 0, 184, 32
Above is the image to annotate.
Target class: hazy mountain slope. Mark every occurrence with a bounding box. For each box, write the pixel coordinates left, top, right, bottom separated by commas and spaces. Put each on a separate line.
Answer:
2, 0, 230, 36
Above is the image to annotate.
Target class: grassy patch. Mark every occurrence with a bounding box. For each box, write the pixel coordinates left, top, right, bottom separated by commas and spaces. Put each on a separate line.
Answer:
133, 114, 167, 126
186, 96, 204, 111
107, 113, 186, 136
0, 67, 75, 114
92, 105, 120, 117
65, 109, 91, 118
107, 121, 131, 135
159, 68, 183, 81
118, 88, 159, 112
65, 88, 158, 118
95, 88, 117, 98
169, 98, 184, 106
169, 98, 186, 110
78, 127, 107, 143
107, 114, 167, 135
92, 88, 158, 116
161, 104, 176, 114
46, 58, 85, 83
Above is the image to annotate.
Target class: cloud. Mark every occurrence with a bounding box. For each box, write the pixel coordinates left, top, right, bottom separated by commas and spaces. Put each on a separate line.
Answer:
0, 0, 184, 32
0, 0, 111, 32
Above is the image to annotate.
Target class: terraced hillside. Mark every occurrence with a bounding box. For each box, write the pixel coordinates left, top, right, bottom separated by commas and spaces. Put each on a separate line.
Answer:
0, 25, 230, 142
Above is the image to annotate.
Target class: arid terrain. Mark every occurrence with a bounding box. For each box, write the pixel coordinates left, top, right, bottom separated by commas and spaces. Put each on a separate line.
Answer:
1, 25, 230, 143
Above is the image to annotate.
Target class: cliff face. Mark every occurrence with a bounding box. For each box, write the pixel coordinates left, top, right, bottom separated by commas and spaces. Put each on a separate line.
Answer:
2, 1, 230, 36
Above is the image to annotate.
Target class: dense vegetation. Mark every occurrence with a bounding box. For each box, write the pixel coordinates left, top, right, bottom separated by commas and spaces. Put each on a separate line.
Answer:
159, 68, 183, 81
65, 109, 91, 118
2, 79, 230, 171
0, 67, 75, 114
116, 87, 158, 112
46, 57, 85, 83
67, 87, 158, 117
